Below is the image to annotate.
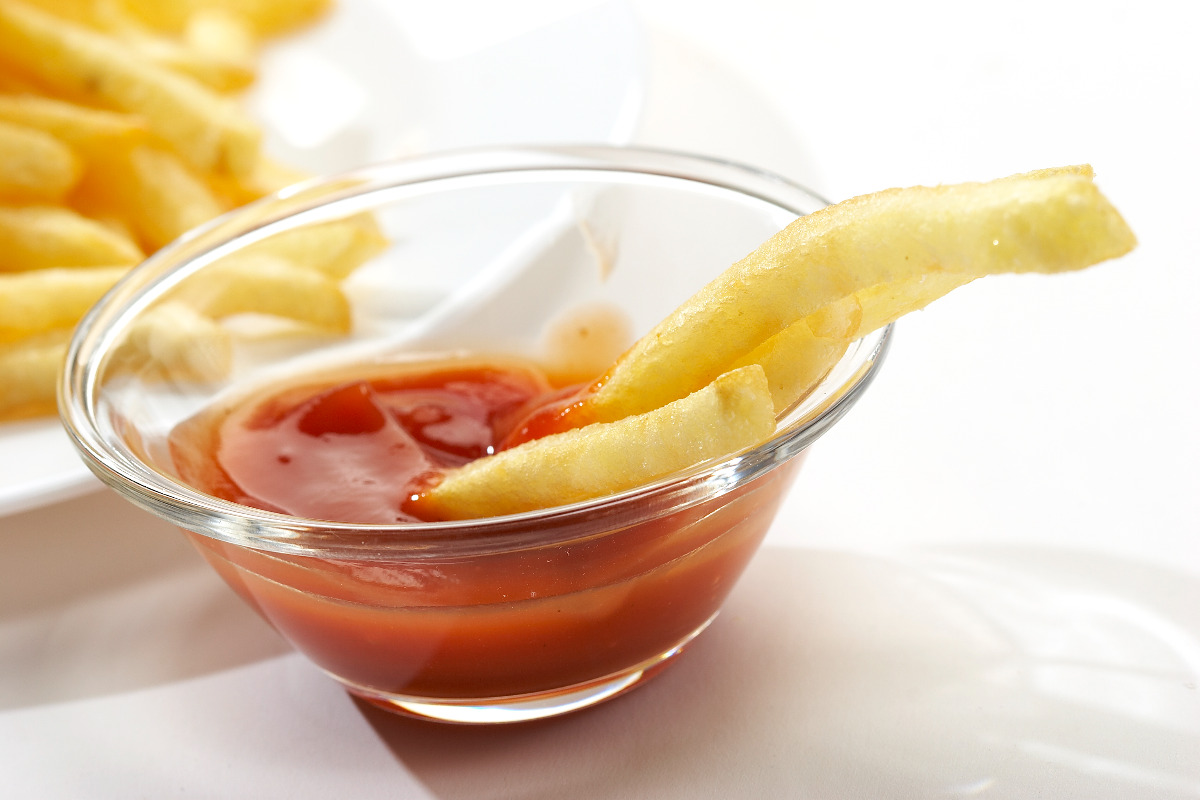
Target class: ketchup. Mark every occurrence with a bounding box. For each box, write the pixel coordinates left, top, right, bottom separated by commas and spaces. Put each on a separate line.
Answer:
169, 355, 796, 703
172, 360, 558, 524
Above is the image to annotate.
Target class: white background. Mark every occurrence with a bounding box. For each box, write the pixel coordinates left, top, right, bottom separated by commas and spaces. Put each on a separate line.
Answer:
2, 1, 1197, 797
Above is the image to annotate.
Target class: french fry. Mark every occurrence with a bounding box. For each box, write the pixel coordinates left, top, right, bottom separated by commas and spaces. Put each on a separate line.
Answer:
243, 215, 388, 279
124, 34, 255, 94
0, 327, 68, 420
172, 252, 351, 331
793, 169, 1089, 341
88, 213, 139, 246
0, 265, 125, 340
417, 365, 776, 520
119, 0, 331, 37
0, 301, 230, 416
178, 7, 257, 91
0, 0, 261, 177
806, 272, 975, 340
0, 0, 361, 422
112, 8, 257, 94
185, 8, 256, 64
72, 143, 228, 252
585, 168, 1136, 422
730, 274, 975, 416
206, 156, 309, 207
0, 93, 149, 156
0, 118, 81, 201
410, 165, 1138, 522
0, 0, 255, 91
731, 299, 855, 415
3, 0, 106, 28
109, 301, 233, 383
0, 67, 46, 94
0, 205, 143, 270
1010, 164, 1095, 182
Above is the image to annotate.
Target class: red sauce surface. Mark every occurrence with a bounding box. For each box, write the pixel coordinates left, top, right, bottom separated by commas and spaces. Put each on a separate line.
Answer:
172, 360, 560, 524
169, 357, 796, 701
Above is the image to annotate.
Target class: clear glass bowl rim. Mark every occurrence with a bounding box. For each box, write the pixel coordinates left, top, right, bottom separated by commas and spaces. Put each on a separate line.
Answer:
59, 145, 891, 560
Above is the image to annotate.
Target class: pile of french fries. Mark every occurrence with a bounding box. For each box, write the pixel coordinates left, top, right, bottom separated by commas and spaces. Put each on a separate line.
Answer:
0, 0, 384, 420
418, 166, 1137, 520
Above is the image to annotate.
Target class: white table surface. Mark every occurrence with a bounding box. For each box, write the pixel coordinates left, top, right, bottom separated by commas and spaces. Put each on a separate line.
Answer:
3, 1, 1197, 797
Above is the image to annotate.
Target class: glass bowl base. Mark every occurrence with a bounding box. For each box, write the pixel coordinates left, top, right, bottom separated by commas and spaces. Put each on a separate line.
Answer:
339, 612, 718, 724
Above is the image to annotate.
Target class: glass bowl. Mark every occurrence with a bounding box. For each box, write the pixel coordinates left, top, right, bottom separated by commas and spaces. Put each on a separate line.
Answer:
60, 146, 890, 724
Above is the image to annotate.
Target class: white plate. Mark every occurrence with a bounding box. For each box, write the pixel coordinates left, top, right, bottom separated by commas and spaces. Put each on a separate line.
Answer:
0, 0, 646, 517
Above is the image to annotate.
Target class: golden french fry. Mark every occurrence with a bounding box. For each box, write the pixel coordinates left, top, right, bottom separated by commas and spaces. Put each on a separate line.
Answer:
586, 168, 1136, 422
242, 156, 309, 194
110, 301, 233, 383
0, 328, 68, 420
732, 280, 970, 416
73, 143, 227, 251
1009, 164, 1094, 181
122, 144, 228, 248
185, 8, 256, 60
206, 156, 310, 207
732, 298, 856, 415
120, 18, 256, 93
0, 68, 46, 94
805, 272, 976, 340
0, 265, 126, 340
2, 0, 106, 28
244, 215, 388, 279
119, 0, 331, 37
180, 7, 257, 89
0, 118, 81, 201
417, 365, 776, 520
173, 253, 351, 331
0, 1, 340, 421
88, 213, 140, 245
0, 0, 260, 177
128, 38, 255, 94
0, 205, 143, 270
803, 222, 1033, 345
0, 93, 149, 156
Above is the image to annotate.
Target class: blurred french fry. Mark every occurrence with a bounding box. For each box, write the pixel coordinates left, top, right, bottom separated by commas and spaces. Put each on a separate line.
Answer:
119, 0, 331, 37
0, 327, 67, 420
119, 16, 256, 93
244, 215, 388, 279
0, 265, 125, 340
241, 157, 309, 195
179, 7, 256, 89
126, 36, 255, 94
585, 169, 1137, 423
173, 252, 351, 331
119, 144, 228, 249
186, 8, 255, 59
73, 143, 228, 251
0, 67, 46, 94
8, 0, 256, 91
88, 212, 139, 245
0, 205, 143, 270
0, 0, 261, 177
206, 156, 309, 207
109, 301, 232, 383
0, 93, 149, 156
0, 0, 371, 420
418, 365, 777, 520
0, 118, 81, 201
3, 0, 105, 28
